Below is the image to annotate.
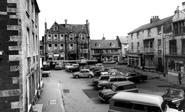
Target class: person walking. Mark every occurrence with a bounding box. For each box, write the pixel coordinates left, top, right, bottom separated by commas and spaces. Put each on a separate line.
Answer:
178, 71, 182, 84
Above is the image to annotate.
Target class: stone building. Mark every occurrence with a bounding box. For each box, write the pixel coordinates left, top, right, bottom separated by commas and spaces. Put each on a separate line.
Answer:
128, 15, 173, 72
90, 37, 121, 62
164, 2, 185, 76
0, 0, 41, 112
43, 20, 90, 61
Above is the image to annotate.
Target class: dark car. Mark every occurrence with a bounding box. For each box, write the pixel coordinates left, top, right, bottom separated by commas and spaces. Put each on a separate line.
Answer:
124, 71, 147, 83
162, 87, 185, 111
98, 81, 138, 103
92, 75, 110, 86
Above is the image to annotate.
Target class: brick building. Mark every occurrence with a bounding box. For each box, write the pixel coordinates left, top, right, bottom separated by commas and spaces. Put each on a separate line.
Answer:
43, 20, 90, 61
0, 0, 41, 112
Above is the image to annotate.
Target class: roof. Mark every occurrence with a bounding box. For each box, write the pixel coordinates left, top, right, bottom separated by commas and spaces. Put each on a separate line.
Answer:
46, 22, 88, 35
113, 81, 135, 86
117, 36, 128, 44
91, 40, 121, 49
112, 92, 163, 107
128, 16, 173, 34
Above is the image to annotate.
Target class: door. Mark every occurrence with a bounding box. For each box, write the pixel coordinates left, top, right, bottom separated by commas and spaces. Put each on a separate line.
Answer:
158, 58, 163, 72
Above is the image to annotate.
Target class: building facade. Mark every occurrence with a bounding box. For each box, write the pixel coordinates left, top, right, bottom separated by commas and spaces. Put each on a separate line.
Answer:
128, 16, 173, 72
90, 38, 121, 62
164, 3, 185, 76
0, 0, 41, 112
43, 20, 90, 61
116, 36, 129, 60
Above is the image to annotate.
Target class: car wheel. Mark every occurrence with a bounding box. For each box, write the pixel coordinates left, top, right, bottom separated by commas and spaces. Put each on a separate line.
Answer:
102, 86, 107, 90
108, 98, 111, 104
75, 75, 79, 78
88, 75, 92, 78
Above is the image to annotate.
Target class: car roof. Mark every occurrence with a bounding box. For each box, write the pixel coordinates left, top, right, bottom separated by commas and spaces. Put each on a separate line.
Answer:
109, 76, 124, 78
100, 75, 110, 77
112, 92, 164, 107
113, 81, 135, 86
81, 69, 90, 71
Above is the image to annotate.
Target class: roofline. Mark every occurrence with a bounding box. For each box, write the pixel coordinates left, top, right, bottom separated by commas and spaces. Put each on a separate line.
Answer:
34, 0, 40, 13
128, 16, 173, 34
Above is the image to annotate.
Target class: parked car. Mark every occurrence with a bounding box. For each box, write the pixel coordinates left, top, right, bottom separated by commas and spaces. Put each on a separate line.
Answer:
73, 69, 94, 78
41, 64, 51, 77
124, 71, 147, 83
97, 76, 128, 90
66, 64, 79, 72
162, 87, 185, 111
66, 64, 80, 72
98, 81, 138, 103
55, 63, 63, 70
109, 91, 179, 112
92, 75, 111, 86
100, 68, 118, 75
90, 63, 104, 72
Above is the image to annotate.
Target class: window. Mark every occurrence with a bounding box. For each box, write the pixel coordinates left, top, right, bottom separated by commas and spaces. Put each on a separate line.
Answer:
182, 39, 185, 55
61, 44, 63, 47
53, 26, 58, 31
114, 102, 133, 109
131, 34, 133, 39
110, 42, 115, 47
123, 84, 136, 90
137, 32, 139, 38
60, 34, 64, 40
49, 44, 51, 47
131, 43, 134, 51
48, 34, 52, 40
173, 21, 185, 35
55, 44, 57, 47
148, 28, 151, 36
133, 104, 145, 111
157, 26, 161, 34
158, 39, 161, 47
150, 41, 153, 48
169, 40, 177, 54
137, 42, 139, 51
95, 43, 100, 47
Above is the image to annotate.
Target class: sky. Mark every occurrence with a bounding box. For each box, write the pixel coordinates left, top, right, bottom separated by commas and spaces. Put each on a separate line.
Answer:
37, 0, 184, 40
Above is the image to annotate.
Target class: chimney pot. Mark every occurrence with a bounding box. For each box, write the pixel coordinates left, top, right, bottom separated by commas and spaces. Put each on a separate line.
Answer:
65, 19, 67, 24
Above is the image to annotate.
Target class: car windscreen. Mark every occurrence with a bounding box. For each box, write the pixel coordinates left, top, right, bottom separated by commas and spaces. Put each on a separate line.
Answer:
100, 76, 109, 80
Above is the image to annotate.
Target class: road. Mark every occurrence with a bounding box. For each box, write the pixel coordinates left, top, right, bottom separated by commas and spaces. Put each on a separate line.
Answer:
44, 68, 172, 112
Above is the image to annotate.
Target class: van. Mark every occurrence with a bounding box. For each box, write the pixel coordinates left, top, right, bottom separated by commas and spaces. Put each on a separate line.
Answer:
108, 91, 179, 112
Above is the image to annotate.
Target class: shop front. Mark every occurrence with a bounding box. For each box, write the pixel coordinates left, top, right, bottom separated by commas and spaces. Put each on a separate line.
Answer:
166, 55, 185, 76
127, 53, 142, 69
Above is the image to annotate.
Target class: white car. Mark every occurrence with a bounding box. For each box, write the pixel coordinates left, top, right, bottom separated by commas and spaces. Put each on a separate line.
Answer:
73, 69, 94, 78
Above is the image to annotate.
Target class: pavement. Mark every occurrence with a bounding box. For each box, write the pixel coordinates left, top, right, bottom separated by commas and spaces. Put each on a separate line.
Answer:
34, 64, 185, 112
115, 65, 185, 87
35, 79, 65, 112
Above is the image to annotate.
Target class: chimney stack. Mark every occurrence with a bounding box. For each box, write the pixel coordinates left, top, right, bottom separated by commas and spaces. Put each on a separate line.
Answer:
65, 19, 67, 24
150, 16, 160, 23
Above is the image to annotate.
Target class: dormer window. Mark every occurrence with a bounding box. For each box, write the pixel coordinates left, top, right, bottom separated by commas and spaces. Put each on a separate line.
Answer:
95, 43, 100, 47
110, 42, 115, 47
53, 26, 58, 31
69, 33, 74, 40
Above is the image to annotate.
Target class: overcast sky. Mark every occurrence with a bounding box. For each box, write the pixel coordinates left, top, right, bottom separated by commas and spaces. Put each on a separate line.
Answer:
37, 0, 184, 40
